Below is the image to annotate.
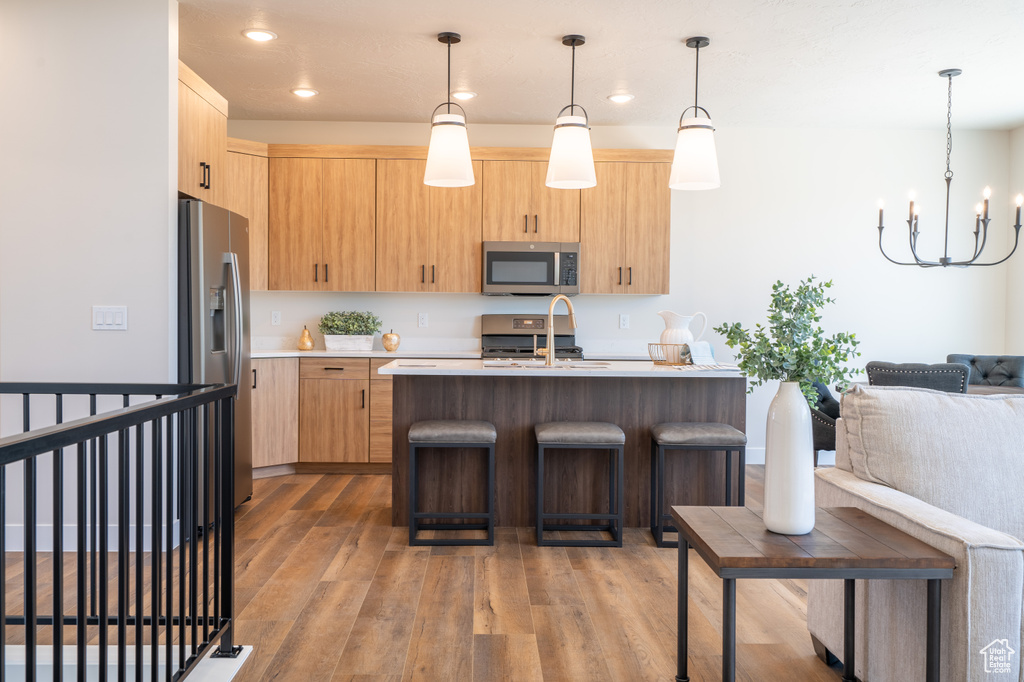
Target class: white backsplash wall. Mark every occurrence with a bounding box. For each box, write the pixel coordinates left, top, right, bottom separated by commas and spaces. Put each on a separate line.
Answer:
237, 119, 1013, 463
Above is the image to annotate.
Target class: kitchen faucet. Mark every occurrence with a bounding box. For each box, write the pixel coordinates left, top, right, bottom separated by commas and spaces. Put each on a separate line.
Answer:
535, 294, 578, 366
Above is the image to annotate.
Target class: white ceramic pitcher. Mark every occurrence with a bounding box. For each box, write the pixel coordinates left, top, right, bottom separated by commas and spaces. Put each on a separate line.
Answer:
657, 310, 707, 346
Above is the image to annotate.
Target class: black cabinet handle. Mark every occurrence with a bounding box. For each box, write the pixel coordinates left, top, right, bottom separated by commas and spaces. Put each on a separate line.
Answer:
361, 389, 366, 408
324, 263, 328, 283
628, 266, 632, 285
324, 367, 345, 372
432, 265, 435, 283
618, 267, 622, 285
534, 215, 538, 233
314, 264, 318, 282
252, 368, 257, 389
206, 163, 212, 189
421, 264, 425, 283
199, 162, 208, 189
524, 215, 528, 233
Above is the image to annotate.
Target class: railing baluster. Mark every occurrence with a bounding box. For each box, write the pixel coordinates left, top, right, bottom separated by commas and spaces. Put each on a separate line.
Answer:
218, 396, 236, 655
90, 394, 98, 622
178, 410, 187, 672
190, 407, 199, 657
213, 401, 221, 633
25, 452, 37, 679
135, 421, 145, 682
118, 427, 129, 682
151, 417, 162, 682
76, 441, 87, 680
166, 412, 175, 682
53, 394, 65, 681
202, 404, 210, 645
99, 433, 109, 678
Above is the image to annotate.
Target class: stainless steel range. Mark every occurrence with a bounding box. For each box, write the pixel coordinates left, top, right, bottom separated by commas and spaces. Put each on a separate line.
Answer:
480, 314, 584, 360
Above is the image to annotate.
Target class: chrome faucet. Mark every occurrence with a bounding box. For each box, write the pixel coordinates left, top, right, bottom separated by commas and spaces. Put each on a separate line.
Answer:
535, 294, 578, 366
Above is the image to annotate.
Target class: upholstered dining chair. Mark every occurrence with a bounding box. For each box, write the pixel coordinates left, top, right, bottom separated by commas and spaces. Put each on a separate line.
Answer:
947, 354, 1024, 387
864, 360, 970, 393
810, 381, 839, 468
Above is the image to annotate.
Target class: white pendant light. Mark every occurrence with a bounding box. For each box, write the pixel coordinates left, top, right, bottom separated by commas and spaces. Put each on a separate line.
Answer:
546, 35, 596, 190
424, 32, 475, 188
669, 37, 720, 190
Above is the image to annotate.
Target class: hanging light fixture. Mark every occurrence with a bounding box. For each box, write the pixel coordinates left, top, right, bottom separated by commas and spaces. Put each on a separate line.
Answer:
546, 35, 596, 189
878, 69, 1022, 267
669, 37, 720, 190
424, 32, 475, 187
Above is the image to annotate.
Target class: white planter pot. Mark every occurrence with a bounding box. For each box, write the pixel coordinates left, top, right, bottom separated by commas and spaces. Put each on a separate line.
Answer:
323, 334, 374, 351
763, 381, 816, 535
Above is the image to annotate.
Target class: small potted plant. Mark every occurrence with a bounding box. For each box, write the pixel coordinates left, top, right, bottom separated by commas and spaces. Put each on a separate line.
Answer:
713, 276, 860, 535
319, 310, 382, 351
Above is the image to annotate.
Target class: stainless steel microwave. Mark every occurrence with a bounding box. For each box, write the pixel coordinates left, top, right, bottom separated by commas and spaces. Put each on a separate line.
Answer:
482, 241, 580, 295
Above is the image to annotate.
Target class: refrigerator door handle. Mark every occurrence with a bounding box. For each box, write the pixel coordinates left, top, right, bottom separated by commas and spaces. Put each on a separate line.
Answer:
224, 252, 243, 391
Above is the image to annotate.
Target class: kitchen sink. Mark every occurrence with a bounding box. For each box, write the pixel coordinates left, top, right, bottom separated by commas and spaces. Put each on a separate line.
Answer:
482, 360, 611, 369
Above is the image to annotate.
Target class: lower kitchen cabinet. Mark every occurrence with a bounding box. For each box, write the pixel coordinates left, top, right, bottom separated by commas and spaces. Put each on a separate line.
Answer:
251, 358, 299, 467
299, 358, 370, 463
369, 359, 394, 462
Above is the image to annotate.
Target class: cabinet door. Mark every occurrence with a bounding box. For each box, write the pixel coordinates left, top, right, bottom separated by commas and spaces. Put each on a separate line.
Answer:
369, 357, 394, 463
251, 358, 298, 468
580, 163, 627, 294
226, 151, 269, 291
323, 159, 376, 292
177, 82, 206, 199
376, 159, 432, 292
429, 160, 482, 292
532, 162, 581, 241
299, 378, 370, 462
201, 103, 228, 208
624, 163, 671, 294
481, 161, 533, 241
269, 158, 323, 290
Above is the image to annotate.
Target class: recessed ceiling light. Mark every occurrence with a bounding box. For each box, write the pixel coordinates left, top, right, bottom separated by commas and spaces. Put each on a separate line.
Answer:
242, 29, 277, 42
607, 93, 635, 104
451, 91, 477, 101
291, 88, 319, 98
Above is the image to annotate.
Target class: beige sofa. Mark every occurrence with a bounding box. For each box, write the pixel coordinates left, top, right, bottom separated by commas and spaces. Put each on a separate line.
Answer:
807, 385, 1024, 681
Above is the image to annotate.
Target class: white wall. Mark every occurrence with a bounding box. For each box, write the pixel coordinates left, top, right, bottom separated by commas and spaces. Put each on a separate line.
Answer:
232, 120, 1013, 461
0, 0, 178, 385
1008, 125, 1024, 352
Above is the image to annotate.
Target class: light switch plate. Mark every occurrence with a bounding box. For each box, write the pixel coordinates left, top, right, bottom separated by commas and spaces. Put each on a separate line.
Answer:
271, 311, 282, 326
418, 312, 429, 328
93, 305, 128, 331
619, 314, 630, 329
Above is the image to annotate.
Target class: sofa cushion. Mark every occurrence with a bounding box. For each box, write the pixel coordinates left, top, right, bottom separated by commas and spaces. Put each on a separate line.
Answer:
839, 384, 1024, 539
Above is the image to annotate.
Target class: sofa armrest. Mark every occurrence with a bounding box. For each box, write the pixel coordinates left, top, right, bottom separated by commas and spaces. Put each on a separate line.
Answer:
808, 467, 1024, 681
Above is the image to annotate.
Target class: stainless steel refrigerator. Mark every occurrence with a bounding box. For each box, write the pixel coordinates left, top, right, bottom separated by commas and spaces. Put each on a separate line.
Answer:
177, 198, 252, 507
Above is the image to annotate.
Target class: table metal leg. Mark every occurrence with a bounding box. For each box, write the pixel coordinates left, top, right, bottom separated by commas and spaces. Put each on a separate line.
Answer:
927, 579, 941, 682
723, 578, 736, 682
676, 541, 689, 682
843, 579, 855, 682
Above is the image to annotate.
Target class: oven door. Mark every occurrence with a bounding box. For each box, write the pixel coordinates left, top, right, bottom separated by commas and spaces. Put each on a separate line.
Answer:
482, 242, 559, 295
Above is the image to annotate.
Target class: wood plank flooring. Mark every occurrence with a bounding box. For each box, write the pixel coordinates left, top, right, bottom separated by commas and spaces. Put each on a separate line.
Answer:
232, 467, 843, 681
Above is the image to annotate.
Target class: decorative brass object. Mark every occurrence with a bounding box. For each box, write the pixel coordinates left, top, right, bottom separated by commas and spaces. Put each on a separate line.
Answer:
297, 326, 314, 351
382, 329, 401, 352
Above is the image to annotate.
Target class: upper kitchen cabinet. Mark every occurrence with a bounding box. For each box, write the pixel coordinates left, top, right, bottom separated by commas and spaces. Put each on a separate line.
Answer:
177, 62, 227, 206
376, 159, 482, 293
581, 162, 670, 294
268, 157, 375, 291
482, 161, 580, 242
225, 139, 269, 291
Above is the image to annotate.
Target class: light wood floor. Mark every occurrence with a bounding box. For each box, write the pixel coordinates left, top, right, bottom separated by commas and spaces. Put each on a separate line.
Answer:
231, 467, 842, 681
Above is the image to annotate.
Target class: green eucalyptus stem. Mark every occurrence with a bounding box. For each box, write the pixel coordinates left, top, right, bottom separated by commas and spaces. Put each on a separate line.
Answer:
712, 276, 861, 405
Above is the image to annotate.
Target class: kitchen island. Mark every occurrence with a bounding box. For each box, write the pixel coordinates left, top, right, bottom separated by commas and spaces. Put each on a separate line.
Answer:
380, 359, 746, 527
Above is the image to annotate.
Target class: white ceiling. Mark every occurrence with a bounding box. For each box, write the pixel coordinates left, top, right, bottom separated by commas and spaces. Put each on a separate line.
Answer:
179, 0, 1024, 131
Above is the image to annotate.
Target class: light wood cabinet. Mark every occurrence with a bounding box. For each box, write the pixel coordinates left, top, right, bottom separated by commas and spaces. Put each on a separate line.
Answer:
251, 358, 298, 468
269, 158, 375, 291
369, 359, 394, 463
177, 62, 227, 206
482, 161, 580, 242
376, 159, 482, 293
581, 162, 671, 294
299, 358, 370, 463
225, 144, 269, 290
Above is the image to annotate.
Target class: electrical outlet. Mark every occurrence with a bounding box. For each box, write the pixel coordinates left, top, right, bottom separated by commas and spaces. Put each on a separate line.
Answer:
92, 305, 128, 331
619, 314, 630, 329
271, 311, 282, 326
418, 312, 429, 328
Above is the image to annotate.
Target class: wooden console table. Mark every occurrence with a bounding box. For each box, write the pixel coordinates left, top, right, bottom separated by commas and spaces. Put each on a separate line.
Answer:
671, 506, 955, 682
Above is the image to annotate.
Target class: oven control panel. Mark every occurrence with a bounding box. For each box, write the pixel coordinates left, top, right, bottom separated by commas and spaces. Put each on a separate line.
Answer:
512, 318, 545, 330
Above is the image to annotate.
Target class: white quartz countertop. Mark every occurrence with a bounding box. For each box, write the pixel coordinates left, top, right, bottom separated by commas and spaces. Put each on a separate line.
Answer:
251, 350, 481, 359
376, 358, 743, 378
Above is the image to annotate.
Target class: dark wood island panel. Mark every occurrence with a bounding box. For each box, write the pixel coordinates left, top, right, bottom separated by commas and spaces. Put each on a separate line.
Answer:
391, 374, 746, 527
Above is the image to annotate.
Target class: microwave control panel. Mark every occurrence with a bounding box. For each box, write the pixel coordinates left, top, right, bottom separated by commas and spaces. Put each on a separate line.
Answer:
559, 252, 578, 286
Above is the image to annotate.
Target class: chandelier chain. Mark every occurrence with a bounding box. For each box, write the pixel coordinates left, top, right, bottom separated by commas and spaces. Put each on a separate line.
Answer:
945, 74, 953, 180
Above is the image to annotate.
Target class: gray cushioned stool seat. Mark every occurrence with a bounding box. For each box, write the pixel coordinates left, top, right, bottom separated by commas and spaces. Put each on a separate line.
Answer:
535, 421, 625, 445
651, 422, 746, 447
409, 420, 497, 444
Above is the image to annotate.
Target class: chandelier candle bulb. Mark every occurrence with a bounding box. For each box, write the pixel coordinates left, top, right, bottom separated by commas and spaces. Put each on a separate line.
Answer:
1016, 194, 1022, 225
983, 187, 991, 219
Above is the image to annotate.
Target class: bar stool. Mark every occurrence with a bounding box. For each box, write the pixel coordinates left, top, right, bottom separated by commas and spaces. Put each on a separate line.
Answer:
409, 419, 496, 546
535, 421, 625, 548
650, 422, 747, 548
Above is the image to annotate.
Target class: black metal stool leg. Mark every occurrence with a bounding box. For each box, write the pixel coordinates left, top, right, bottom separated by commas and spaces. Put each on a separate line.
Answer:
536, 444, 545, 546
409, 443, 418, 544
738, 447, 746, 507
725, 449, 732, 506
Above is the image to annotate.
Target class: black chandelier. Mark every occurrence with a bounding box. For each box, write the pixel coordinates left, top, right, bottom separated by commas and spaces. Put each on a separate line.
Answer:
877, 69, 1022, 267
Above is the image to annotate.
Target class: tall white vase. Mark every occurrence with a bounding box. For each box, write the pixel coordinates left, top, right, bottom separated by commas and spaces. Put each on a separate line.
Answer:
763, 381, 816, 535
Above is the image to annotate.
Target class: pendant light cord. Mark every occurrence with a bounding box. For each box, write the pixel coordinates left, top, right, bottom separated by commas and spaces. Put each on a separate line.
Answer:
570, 42, 576, 109
693, 44, 700, 112
447, 37, 452, 114
945, 73, 953, 180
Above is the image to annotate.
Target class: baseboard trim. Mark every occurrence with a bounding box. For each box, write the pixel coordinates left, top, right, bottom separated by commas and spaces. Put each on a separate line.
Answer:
253, 462, 392, 478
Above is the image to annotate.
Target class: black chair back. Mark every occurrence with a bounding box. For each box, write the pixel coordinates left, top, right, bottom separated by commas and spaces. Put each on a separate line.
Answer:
865, 361, 970, 393
947, 354, 1024, 387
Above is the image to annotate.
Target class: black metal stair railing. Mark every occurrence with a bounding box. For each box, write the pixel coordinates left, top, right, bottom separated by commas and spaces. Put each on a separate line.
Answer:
0, 382, 239, 681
